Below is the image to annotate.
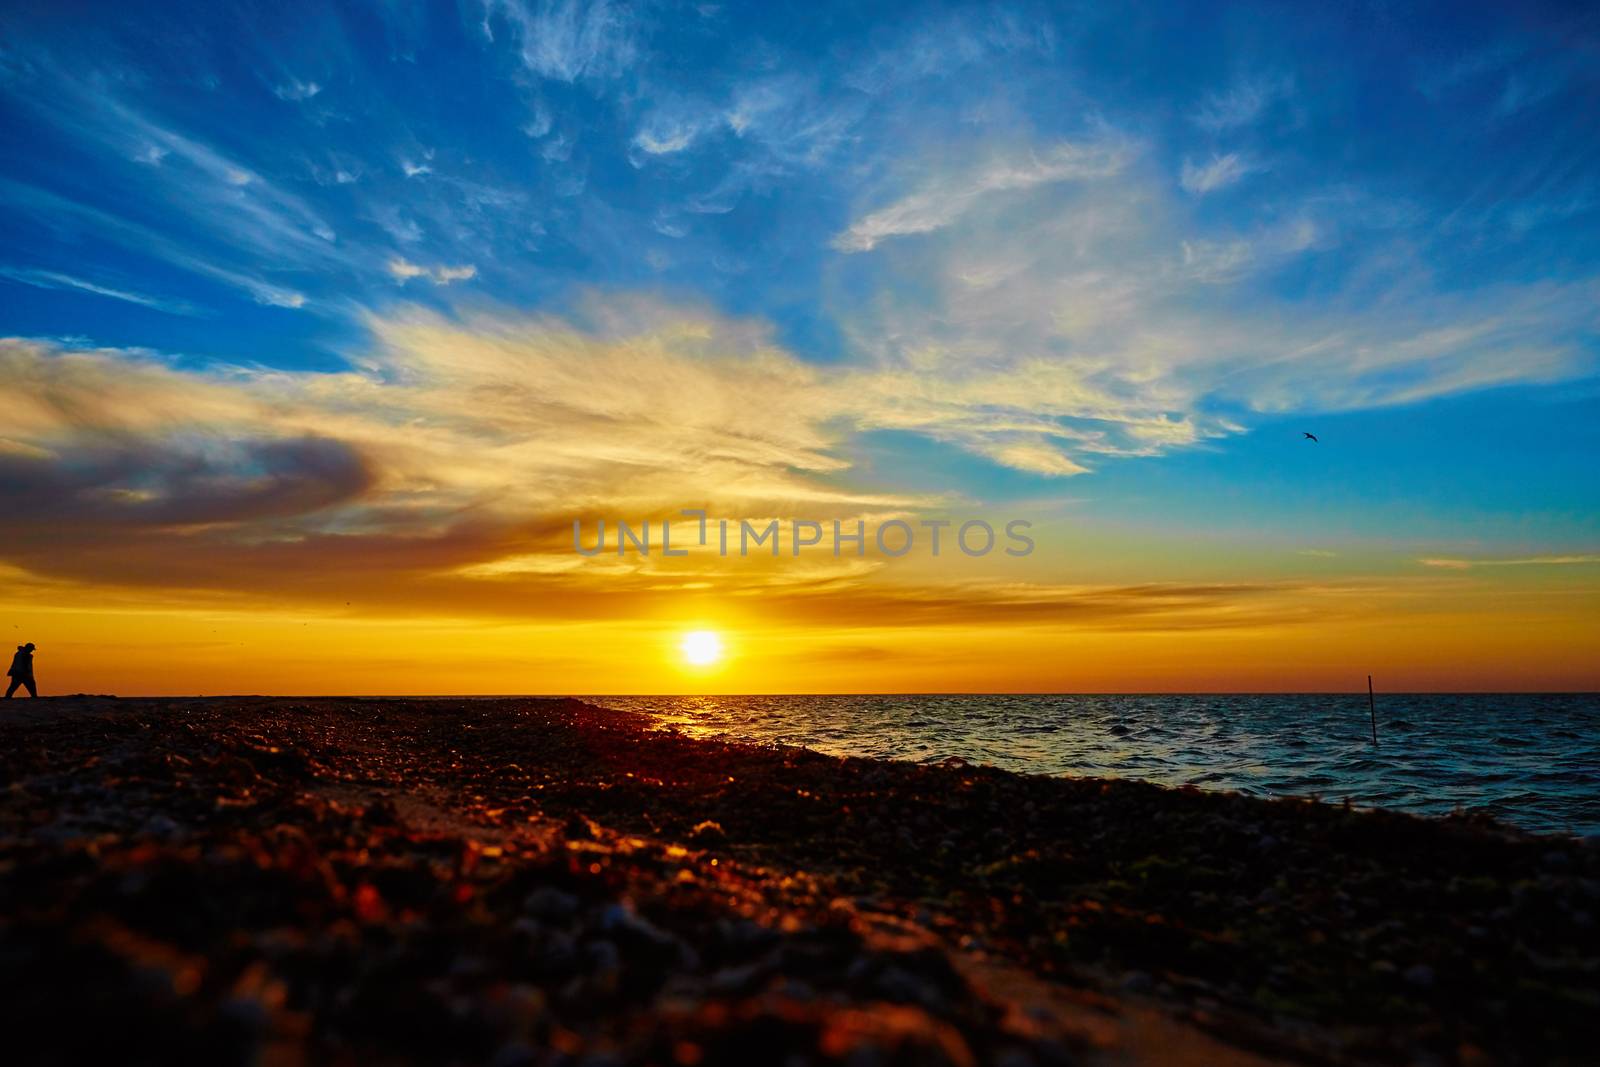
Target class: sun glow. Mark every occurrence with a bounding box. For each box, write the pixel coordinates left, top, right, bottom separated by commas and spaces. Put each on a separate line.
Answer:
680, 630, 724, 667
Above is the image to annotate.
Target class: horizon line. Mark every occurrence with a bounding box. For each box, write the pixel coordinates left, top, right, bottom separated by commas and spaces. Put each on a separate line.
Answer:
36, 690, 1600, 699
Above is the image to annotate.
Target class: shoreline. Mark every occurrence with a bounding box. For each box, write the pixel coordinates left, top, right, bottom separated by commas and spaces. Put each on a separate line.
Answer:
35, 691, 1595, 836
2, 696, 1595, 1064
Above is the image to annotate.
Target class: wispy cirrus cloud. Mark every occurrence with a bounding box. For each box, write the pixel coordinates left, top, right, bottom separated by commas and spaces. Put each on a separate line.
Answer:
0, 180, 312, 309
833, 139, 1134, 252
478, 0, 639, 82
1180, 152, 1257, 194
827, 126, 1599, 474
1192, 73, 1292, 130
843, 5, 1056, 93
0, 266, 200, 315
91, 98, 341, 255
1419, 555, 1600, 570
631, 107, 713, 156
0, 47, 547, 318
626, 72, 869, 221
0, 56, 350, 308
387, 258, 478, 285
272, 78, 322, 102
1179, 216, 1320, 282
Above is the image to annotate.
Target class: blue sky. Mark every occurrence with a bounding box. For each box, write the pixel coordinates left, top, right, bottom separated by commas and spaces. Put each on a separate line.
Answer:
0, 0, 1597, 613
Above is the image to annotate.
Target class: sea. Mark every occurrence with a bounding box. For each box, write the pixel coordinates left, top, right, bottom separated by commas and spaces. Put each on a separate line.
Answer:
584, 693, 1600, 837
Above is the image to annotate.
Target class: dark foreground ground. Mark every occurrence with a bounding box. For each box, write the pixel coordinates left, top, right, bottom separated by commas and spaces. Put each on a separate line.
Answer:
1, 698, 1595, 1066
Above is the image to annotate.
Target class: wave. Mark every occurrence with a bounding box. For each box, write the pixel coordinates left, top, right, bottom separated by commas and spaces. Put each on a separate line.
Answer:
590, 693, 1600, 836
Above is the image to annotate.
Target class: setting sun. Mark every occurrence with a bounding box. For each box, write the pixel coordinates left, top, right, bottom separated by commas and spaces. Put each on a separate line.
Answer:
679, 630, 724, 668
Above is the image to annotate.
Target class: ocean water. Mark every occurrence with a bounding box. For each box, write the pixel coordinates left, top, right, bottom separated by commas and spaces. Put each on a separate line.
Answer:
586, 694, 1600, 836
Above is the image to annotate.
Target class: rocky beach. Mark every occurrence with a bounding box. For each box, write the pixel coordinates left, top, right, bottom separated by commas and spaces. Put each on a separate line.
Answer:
1, 697, 1595, 1066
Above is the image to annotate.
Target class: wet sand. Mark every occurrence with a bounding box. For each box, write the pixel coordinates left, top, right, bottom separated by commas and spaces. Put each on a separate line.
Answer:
1, 697, 1595, 1065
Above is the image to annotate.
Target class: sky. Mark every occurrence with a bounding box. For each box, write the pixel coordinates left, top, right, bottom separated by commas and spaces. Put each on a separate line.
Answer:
0, 0, 1596, 694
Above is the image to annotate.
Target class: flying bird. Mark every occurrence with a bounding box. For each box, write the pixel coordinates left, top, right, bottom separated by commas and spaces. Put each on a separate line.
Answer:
1303, 432, 1318, 442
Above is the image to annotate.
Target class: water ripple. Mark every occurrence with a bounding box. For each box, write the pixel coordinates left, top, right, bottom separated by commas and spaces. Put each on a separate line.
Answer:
587, 693, 1600, 836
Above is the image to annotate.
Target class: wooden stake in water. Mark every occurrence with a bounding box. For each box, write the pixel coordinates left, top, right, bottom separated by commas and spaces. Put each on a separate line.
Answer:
1368, 674, 1379, 745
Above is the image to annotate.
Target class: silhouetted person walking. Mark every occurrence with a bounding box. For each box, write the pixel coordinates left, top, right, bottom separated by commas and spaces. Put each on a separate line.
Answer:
6, 642, 37, 698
